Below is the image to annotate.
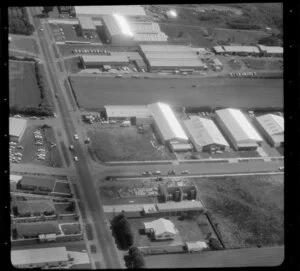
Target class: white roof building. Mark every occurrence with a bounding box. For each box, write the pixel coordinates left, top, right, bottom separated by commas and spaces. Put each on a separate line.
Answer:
257, 45, 283, 55
81, 55, 129, 65
222, 45, 260, 54
255, 114, 284, 147
148, 102, 188, 143
11, 247, 68, 268
78, 16, 96, 30
105, 105, 151, 119
144, 218, 176, 237
215, 108, 263, 150
183, 116, 229, 152
213, 46, 225, 53
9, 117, 27, 141
74, 5, 146, 17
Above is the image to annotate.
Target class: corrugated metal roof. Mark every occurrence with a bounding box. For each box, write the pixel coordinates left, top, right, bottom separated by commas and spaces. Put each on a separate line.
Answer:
130, 21, 162, 33
148, 102, 188, 141
102, 15, 123, 36
144, 218, 176, 235
140, 44, 197, 52
103, 204, 143, 213
156, 201, 203, 211
256, 114, 284, 144
75, 5, 146, 17
9, 117, 27, 138
20, 176, 55, 189
216, 108, 263, 143
81, 55, 129, 63
223, 46, 260, 53
78, 16, 96, 30
183, 116, 229, 148
16, 221, 60, 237
133, 33, 168, 42
105, 105, 151, 118
11, 247, 68, 267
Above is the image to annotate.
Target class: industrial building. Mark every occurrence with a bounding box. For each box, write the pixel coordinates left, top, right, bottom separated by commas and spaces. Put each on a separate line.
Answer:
139, 45, 207, 72
102, 14, 168, 45
215, 108, 263, 151
144, 218, 176, 240
78, 16, 96, 36
212, 45, 260, 56
74, 5, 146, 18
148, 102, 191, 152
254, 114, 284, 147
257, 45, 283, 57
80, 55, 129, 69
183, 115, 230, 152
11, 247, 69, 268
9, 117, 27, 142
159, 184, 198, 202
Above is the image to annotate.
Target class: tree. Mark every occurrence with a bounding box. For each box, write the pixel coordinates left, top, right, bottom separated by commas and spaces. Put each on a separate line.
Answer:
258, 35, 280, 46
128, 246, 146, 269
42, 6, 54, 14
208, 236, 223, 250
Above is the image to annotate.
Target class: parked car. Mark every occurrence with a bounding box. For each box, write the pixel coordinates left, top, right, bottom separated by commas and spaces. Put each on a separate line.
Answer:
69, 145, 74, 151
74, 134, 79, 140
74, 156, 79, 162
115, 74, 123, 78
181, 170, 189, 174
153, 171, 161, 175
30, 116, 38, 120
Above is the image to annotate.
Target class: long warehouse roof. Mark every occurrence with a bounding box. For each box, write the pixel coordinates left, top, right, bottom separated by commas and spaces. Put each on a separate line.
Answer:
140, 44, 199, 52
9, 117, 27, 138
81, 55, 129, 63
148, 102, 188, 141
75, 5, 146, 16
257, 45, 283, 54
11, 247, 68, 266
216, 108, 263, 143
183, 115, 229, 147
105, 105, 151, 118
148, 59, 205, 67
222, 46, 260, 53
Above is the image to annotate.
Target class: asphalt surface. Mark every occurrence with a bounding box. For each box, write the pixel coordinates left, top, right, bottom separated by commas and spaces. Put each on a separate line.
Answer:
28, 7, 123, 269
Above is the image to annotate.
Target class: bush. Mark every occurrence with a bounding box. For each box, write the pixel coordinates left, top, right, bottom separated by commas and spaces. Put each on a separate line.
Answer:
65, 201, 75, 212
208, 237, 223, 250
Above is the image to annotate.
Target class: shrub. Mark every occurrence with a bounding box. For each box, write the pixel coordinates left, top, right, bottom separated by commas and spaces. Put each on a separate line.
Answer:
258, 35, 281, 46
208, 236, 223, 250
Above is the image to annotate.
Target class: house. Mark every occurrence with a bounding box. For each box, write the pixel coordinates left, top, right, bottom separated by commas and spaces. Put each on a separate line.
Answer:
144, 218, 176, 240
9, 117, 27, 142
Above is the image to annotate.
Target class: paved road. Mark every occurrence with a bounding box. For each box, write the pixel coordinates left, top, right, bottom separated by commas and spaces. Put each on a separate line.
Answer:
28, 7, 123, 269
145, 246, 284, 268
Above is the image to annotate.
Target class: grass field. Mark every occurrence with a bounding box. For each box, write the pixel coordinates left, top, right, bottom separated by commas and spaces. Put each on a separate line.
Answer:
9, 60, 41, 108
9, 35, 39, 55
53, 182, 71, 194
61, 223, 81, 235
87, 125, 175, 162
69, 76, 283, 109
194, 174, 283, 248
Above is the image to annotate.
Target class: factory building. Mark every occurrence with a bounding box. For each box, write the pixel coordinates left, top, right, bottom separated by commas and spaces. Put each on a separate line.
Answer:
139, 44, 207, 72
215, 108, 263, 151
74, 5, 146, 18
256, 45, 283, 57
183, 115, 229, 152
148, 102, 192, 152
11, 247, 69, 268
80, 55, 129, 69
212, 45, 260, 56
254, 114, 284, 147
78, 16, 96, 37
9, 117, 27, 142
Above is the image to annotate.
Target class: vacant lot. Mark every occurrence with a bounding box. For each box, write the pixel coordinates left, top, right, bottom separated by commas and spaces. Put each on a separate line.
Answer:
87, 125, 175, 162
194, 174, 283, 248
9, 35, 39, 55
61, 223, 81, 235
54, 203, 74, 214
9, 60, 41, 108
64, 57, 82, 73
53, 182, 71, 194
69, 76, 283, 109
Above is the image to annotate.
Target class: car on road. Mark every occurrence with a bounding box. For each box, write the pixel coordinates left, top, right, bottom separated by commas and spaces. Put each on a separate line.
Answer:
153, 171, 161, 175
181, 170, 189, 174
40, 27, 44, 31
30, 116, 38, 120
69, 145, 74, 151
74, 156, 79, 162
74, 134, 79, 140
14, 115, 21, 118
142, 171, 152, 176
278, 166, 284, 171
168, 170, 176, 175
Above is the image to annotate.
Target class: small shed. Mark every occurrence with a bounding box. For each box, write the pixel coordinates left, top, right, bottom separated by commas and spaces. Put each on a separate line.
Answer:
185, 241, 208, 252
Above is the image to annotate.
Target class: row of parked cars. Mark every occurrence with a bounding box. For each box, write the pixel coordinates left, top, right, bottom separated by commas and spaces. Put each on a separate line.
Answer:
72, 49, 111, 55
142, 170, 189, 176
229, 72, 257, 77
9, 142, 23, 163
33, 129, 47, 160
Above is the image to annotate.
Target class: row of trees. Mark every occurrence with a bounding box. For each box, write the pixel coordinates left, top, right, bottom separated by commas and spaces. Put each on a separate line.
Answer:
9, 7, 34, 35
127, 246, 146, 268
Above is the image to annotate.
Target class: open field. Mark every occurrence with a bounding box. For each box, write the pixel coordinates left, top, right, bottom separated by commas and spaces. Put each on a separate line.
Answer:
9, 60, 41, 108
87, 125, 175, 162
194, 174, 283, 248
61, 223, 81, 235
53, 182, 71, 194
69, 76, 283, 109
9, 35, 39, 55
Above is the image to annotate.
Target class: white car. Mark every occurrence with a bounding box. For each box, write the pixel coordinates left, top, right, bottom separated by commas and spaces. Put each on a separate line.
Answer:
74, 156, 79, 162
74, 134, 79, 140
278, 166, 284, 171
16, 146, 24, 149
10, 142, 17, 146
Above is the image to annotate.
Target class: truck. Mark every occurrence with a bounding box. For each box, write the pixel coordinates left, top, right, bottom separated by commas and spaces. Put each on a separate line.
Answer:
120, 120, 131, 127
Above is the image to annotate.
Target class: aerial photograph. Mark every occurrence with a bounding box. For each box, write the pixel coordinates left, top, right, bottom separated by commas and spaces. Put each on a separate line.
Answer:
9, 4, 283, 269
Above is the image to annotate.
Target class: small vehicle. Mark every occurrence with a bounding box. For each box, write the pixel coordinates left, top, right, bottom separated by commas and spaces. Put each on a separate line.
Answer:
74, 156, 79, 162
168, 170, 176, 175
278, 166, 284, 171
35, 142, 43, 145
115, 74, 123, 78
74, 134, 79, 140
181, 170, 189, 174
53, 113, 57, 117
69, 145, 74, 151
10, 146, 16, 149
132, 75, 139, 78
14, 115, 21, 118
215, 150, 223, 154
142, 171, 152, 176
153, 171, 161, 175
109, 120, 116, 124
10, 142, 17, 146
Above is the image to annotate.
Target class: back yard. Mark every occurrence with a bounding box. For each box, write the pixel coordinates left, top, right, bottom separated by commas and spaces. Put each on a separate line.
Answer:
194, 174, 284, 248
87, 125, 175, 162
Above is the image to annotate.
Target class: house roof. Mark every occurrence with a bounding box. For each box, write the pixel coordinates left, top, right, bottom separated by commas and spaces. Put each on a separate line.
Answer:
144, 218, 176, 236
105, 105, 151, 118
9, 117, 27, 138
11, 247, 68, 267
10, 175, 22, 183
19, 176, 56, 190
16, 221, 60, 237
183, 116, 229, 148
216, 108, 263, 143
148, 102, 188, 141
78, 16, 96, 30
75, 5, 146, 17
16, 200, 55, 215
